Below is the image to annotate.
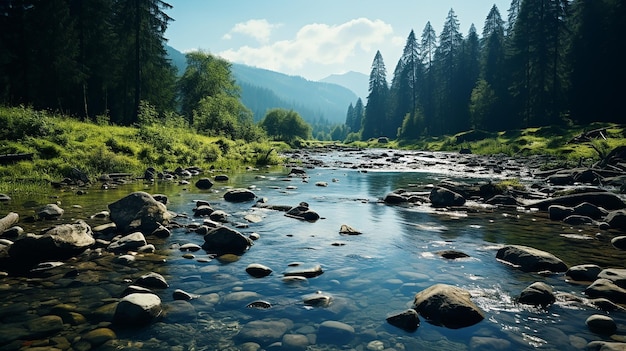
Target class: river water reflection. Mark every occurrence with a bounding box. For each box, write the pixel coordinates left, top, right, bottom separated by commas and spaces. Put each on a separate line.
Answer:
1, 159, 625, 350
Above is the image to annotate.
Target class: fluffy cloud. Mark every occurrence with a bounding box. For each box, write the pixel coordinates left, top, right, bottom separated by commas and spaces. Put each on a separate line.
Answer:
219, 18, 398, 76
222, 19, 281, 44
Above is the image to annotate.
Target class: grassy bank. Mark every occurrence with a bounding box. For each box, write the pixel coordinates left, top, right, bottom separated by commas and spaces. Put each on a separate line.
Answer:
338, 123, 625, 163
2, 106, 624, 195
0, 106, 288, 195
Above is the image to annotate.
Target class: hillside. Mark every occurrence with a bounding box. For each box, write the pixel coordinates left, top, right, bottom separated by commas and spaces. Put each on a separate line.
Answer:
166, 46, 357, 124
319, 71, 369, 100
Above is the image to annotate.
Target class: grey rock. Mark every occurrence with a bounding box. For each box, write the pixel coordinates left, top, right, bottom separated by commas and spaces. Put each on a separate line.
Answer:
317, 320, 355, 344
37, 203, 64, 220
598, 268, 626, 288
246, 263, 273, 278
27, 315, 64, 337
107, 232, 146, 253
607, 210, 626, 230
383, 192, 408, 204
586, 314, 617, 335
586, 341, 626, 351
437, 250, 470, 259
113, 293, 162, 326
429, 187, 466, 207
285, 203, 320, 221
8, 220, 94, 264
518, 282, 555, 306
563, 215, 594, 225
193, 204, 214, 217
566, 264, 603, 282
284, 263, 323, 278
548, 205, 574, 221
386, 309, 420, 332
496, 245, 567, 273
612, 236, 626, 250
339, 224, 361, 235
236, 318, 293, 345
282, 333, 309, 351
108, 191, 172, 234
585, 278, 626, 304
135, 272, 169, 289
529, 192, 626, 211
470, 336, 511, 350
224, 188, 256, 202
202, 226, 253, 255
209, 210, 229, 222
150, 224, 171, 238
412, 283, 484, 329
195, 178, 214, 190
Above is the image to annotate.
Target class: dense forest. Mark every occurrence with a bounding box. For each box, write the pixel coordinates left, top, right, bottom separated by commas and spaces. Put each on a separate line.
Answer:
0, 0, 624, 144
344, 0, 625, 142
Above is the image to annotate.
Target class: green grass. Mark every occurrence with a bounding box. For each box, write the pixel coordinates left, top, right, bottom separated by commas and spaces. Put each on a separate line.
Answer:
0, 106, 290, 195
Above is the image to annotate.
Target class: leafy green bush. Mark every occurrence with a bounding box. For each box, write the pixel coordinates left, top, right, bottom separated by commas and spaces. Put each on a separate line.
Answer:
0, 106, 52, 140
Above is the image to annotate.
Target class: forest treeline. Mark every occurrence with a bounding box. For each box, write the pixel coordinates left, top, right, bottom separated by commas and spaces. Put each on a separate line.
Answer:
339, 0, 625, 142
1, 0, 624, 145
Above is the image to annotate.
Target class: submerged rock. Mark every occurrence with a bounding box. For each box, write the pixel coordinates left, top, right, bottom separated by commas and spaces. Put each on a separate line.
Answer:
386, 309, 420, 332
236, 318, 293, 345
317, 320, 355, 344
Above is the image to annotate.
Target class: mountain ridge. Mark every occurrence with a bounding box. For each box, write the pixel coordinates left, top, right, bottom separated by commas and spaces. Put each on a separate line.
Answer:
166, 45, 357, 124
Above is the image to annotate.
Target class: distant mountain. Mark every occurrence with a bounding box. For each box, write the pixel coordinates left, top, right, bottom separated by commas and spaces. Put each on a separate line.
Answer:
320, 71, 369, 101
166, 45, 357, 124
165, 45, 187, 75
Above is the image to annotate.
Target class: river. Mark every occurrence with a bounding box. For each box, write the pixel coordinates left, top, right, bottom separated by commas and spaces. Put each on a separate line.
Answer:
0, 149, 625, 351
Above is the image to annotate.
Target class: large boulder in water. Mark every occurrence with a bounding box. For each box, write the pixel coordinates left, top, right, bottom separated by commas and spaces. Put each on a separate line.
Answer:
224, 188, 256, 202
108, 192, 172, 234
496, 245, 567, 273
202, 226, 253, 255
528, 192, 626, 211
429, 187, 466, 208
412, 284, 484, 329
8, 220, 95, 266
606, 210, 626, 231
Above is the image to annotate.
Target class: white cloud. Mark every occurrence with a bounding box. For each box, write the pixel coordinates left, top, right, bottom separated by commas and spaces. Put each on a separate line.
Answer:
218, 18, 396, 78
222, 19, 281, 44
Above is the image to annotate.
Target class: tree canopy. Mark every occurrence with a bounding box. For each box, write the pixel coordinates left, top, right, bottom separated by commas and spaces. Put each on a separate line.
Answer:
259, 109, 312, 143
348, 0, 625, 142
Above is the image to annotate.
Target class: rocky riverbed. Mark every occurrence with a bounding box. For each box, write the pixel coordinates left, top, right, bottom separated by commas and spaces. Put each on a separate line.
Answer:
0, 147, 626, 351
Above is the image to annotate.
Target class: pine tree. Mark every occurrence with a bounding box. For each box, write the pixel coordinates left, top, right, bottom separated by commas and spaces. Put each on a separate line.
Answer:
433, 8, 464, 134
508, 0, 568, 127
390, 30, 424, 139
110, 0, 176, 124
362, 50, 389, 140
420, 21, 437, 135
479, 4, 508, 130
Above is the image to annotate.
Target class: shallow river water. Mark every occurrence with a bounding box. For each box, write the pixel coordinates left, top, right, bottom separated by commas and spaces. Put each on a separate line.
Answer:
1, 150, 625, 351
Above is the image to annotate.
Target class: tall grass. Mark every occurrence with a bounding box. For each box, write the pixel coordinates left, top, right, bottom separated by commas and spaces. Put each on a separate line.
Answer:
0, 106, 288, 193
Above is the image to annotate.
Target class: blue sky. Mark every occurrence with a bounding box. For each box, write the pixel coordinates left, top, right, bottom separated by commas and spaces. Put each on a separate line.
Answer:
165, 0, 512, 81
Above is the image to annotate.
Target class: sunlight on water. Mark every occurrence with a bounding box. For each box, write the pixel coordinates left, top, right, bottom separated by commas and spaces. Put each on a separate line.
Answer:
1, 162, 625, 350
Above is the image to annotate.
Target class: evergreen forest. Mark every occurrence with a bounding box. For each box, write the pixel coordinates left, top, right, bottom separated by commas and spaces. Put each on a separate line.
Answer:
0, 0, 624, 144
347, 0, 625, 142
